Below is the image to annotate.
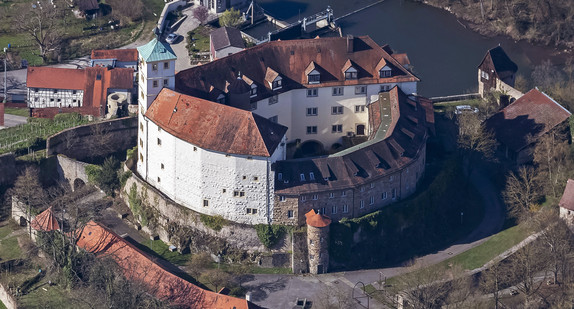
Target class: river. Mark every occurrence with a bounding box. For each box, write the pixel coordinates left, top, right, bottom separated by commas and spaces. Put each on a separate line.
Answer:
254, 0, 573, 97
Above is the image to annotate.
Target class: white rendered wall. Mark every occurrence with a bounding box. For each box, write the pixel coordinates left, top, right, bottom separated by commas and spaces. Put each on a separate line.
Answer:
27, 88, 84, 108
138, 57, 175, 113
251, 82, 419, 149
141, 119, 287, 225
214, 46, 244, 60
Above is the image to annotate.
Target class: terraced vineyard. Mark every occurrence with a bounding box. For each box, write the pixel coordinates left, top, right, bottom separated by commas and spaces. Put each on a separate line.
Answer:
0, 113, 92, 155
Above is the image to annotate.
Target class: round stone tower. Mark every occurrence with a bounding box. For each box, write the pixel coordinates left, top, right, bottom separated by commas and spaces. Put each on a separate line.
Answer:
305, 209, 331, 274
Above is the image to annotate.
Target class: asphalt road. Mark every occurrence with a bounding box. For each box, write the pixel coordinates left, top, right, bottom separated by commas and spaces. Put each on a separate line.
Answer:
1, 114, 27, 129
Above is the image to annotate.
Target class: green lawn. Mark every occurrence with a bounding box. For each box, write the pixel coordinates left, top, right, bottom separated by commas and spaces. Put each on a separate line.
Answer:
133, 238, 192, 266
0, 224, 22, 261
0, 300, 6, 309
4, 107, 29, 117
440, 224, 529, 270
382, 224, 530, 288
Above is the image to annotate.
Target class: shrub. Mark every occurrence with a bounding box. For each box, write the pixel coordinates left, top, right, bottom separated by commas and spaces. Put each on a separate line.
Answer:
255, 224, 287, 249
200, 214, 228, 231
85, 156, 121, 196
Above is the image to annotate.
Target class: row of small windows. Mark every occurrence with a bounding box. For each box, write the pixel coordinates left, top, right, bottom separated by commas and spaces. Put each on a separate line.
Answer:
152, 79, 170, 88
306, 86, 367, 97
305, 124, 362, 134
151, 62, 170, 71
305, 105, 364, 117
32, 89, 78, 94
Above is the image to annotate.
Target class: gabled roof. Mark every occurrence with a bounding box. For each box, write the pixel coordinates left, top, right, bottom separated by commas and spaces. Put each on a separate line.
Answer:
479, 46, 518, 77
275, 87, 434, 194
145, 88, 288, 157
91, 49, 138, 62
485, 88, 571, 152
137, 38, 177, 62
27, 67, 86, 90
560, 179, 574, 211
210, 27, 245, 51
305, 209, 331, 228
31, 206, 60, 232
27, 66, 134, 112
76, 221, 258, 309
176, 36, 419, 106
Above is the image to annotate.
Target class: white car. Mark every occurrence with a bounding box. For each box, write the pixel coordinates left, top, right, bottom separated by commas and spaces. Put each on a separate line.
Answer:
166, 33, 179, 44
454, 105, 479, 115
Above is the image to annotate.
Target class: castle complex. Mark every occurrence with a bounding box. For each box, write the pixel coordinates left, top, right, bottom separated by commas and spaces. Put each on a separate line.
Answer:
136, 35, 434, 227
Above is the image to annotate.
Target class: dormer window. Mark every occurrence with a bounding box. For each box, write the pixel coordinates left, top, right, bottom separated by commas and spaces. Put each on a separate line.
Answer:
309, 172, 315, 180
265, 67, 282, 90
272, 77, 282, 90
380, 66, 392, 78
308, 70, 320, 84
250, 84, 257, 97
344, 67, 358, 80
300, 173, 306, 181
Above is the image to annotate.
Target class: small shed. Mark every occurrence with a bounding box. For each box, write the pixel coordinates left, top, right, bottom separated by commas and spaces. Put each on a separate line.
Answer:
210, 27, 245, 61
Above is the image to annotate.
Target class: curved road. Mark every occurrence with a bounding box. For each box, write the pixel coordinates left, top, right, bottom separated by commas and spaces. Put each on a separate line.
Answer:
244, 164, 506, 309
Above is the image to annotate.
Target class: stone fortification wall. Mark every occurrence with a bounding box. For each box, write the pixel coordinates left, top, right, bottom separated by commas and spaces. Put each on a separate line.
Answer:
497, 80, 524, 101
46, 117, 137, 161
291, 229, 309, 274
55, 155, 89, 191
0, 153, 16, 186
122, 172, 290, 256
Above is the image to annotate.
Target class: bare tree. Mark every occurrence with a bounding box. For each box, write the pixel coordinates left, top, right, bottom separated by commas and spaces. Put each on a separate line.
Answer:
392, 261, 454, 309
509, 242, 549, 308
10, 166, 47, 235
532, 124, 572, 199
480, 261, 510, 309
108, 0, 144, 26
13, 1, 63, 63
193, 6, 209, 25
457, 111, 498, 177
530, 209, 574, 285
502, 166, 541, 220
199, 269, 231, 293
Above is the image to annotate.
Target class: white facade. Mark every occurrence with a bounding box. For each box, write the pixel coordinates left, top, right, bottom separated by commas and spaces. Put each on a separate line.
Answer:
213, 46, 244, 61
138, 118, 286, 225
27, 88, 84, 108
251, 81, 417, 149
138, 57, 176, 114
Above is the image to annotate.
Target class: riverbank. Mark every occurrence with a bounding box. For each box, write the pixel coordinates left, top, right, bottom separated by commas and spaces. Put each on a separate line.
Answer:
418, 0, 574, 51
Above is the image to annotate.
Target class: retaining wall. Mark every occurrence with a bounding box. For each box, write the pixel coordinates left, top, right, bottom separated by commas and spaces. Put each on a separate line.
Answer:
46, 117, 137, 161
122, 172, 293, 259
55, 155, 90, 191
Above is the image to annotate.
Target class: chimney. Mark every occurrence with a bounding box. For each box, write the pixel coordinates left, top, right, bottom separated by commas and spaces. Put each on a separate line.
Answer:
346, 35, 354, 53
245, 292, 252, 302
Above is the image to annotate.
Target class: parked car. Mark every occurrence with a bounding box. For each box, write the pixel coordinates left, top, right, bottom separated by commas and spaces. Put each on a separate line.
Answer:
166, 33, 179, 44
454, 105, 479, 115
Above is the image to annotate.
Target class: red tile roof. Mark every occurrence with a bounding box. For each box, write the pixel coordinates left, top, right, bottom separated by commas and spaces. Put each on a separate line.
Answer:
145, 88, 288, 157
31, 206, 60, 232
27, 67, 86, 90
27, 66, 133, 116
91, 49, 138, 62
485, 88, 571, 152
305, 210, 331, 228
560, 179, 574, 211
176, 36, 419, 107
76, 221, 260, 309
